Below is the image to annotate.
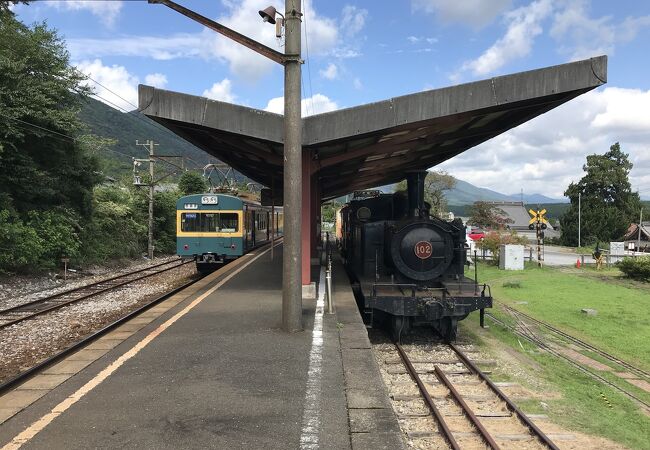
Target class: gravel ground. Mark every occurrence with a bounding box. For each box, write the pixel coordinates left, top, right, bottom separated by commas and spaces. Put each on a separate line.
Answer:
0, 261, 197, 384
0, 256, 181, 311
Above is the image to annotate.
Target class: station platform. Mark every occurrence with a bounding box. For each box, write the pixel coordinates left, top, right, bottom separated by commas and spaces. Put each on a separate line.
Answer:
0, 244, 404, 450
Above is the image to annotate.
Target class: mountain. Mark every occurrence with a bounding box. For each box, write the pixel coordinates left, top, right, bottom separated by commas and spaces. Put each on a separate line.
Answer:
77, 97, 219, 178
445, 179, 566, 205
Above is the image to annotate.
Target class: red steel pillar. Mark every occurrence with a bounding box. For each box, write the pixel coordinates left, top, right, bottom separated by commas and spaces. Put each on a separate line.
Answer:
311, 175, 320, 257
301, 149, 311, 285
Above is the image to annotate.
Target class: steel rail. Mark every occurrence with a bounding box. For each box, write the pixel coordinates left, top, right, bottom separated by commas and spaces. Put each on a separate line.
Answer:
485, 312, 650, 412
0, 258, 183, 315
433, 366, 501, 449
0, 276, 200, 396
394, 343, 461, 450
449, 342, 561, 450
0, 260, 193, 330
499, 302, 650, 380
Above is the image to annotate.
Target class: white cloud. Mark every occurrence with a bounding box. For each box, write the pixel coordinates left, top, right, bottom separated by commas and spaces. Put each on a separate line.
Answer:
353, 78, 363, 90
45, 0, 122, 27
264, 93, 338, 117
67, 34, 203, 61
66, 1, 338, 82
144, 73, 168, 89
412, 0, 512, 28
75, 59, 138, 111
460, 0, 553, 76
320, 63, 338, 80
330, 4, 368, 60
201, 0, 337, 81
438, 86, 650, 198
550, 0, 650, 60
202, 79, 236, 103
340, 5, 368, 38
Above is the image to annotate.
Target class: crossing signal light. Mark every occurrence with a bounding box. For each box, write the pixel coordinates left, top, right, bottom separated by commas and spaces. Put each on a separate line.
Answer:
528, 209, 550, 227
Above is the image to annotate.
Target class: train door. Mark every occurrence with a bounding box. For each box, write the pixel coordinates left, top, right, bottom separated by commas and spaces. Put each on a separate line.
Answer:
251, 209, 256, 247
266, 211, 271, 241
244, 206, 251, 250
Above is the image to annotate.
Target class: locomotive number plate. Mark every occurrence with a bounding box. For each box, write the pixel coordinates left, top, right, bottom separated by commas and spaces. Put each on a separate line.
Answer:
414, 241, 433, 259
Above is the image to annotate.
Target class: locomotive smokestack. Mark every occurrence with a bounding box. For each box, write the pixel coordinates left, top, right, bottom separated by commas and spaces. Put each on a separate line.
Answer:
406, 171, 427, 218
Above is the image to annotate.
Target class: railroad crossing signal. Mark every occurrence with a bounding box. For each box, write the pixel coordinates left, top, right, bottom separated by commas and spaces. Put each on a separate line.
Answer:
528, 209, 548, 230
528, 209, 548, 267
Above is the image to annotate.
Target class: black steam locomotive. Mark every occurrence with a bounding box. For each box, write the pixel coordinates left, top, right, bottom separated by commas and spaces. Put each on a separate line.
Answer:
337, 172, 491, 341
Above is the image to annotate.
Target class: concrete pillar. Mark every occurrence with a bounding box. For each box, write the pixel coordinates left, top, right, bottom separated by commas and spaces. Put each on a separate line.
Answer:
301, 149, 311, 285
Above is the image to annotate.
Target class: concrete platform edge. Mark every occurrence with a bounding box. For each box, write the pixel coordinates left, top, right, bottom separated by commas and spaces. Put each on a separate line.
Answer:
332, 256, 406, 450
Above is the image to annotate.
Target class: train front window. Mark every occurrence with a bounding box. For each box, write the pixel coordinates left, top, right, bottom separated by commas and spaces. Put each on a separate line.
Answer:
216, 213, 238, 232
181, 212, 239, 233
181, 213, 199, 232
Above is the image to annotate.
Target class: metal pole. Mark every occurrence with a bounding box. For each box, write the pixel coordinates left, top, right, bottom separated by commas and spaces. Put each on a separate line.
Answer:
637, 208, 643, 253
326, 257, 333, 314
578, 192, 581, 248
271, 177, 275, 261
148, 141, 155, 261
282, 2, 303, 332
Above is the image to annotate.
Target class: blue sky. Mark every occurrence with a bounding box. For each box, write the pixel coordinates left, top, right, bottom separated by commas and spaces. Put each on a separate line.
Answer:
13, 0, 650, 199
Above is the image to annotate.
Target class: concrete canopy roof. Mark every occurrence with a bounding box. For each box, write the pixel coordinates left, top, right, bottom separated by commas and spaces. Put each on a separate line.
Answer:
138, 56, 606, 201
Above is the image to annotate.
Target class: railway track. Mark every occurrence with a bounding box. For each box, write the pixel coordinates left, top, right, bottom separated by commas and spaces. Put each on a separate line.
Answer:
384, 339, 559, 449
487, 307, 650, 412
0, 275, 201, 396
0, 258, 193, 330
498, 302, 650, 380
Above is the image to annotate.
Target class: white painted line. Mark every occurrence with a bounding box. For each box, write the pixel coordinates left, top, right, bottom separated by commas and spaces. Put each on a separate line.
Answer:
1, 248, 270, 450
299, 265, 326, 450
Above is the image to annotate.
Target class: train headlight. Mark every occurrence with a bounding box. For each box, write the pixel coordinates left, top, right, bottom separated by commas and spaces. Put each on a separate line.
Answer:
183, 244, 189, 250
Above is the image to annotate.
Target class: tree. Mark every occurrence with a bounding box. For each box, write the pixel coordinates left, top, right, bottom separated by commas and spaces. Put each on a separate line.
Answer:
560, 143, 641, 246
178, 171, 207, 195
396, 170, 456, 217
467, 201, 513, 230
0, 12, 99, 217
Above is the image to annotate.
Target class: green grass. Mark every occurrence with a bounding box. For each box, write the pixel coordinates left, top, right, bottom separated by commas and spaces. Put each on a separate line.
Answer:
472, 262, 650, 371
460, 316, 650, 449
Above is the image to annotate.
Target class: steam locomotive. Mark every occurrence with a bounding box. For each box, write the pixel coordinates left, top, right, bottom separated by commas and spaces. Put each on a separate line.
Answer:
337, 172, 492, 341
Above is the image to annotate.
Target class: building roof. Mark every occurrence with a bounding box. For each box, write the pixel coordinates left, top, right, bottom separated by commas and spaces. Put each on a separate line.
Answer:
486, 202, 532, 229
139, 56, 607, 201
624, 221, 650, 241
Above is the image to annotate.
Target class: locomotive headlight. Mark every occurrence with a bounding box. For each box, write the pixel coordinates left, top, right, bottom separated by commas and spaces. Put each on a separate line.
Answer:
183, 244, 189, 250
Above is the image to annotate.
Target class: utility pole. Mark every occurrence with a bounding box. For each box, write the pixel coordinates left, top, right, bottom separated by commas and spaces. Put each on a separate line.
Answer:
136, 140, 159, 260
282, 1, 303, 332
578, 192, 581, 248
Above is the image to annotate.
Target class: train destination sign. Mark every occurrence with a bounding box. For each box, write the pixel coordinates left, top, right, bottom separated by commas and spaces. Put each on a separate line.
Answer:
414, 241, 433, 259
201, 196, 219, 205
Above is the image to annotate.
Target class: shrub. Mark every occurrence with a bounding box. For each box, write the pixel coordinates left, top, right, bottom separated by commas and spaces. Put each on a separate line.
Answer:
618, 256, 650, 281
477, 230, 528, 265
0, 209, 44, 272
27, 209, 81, 267
78, 186, 146, 264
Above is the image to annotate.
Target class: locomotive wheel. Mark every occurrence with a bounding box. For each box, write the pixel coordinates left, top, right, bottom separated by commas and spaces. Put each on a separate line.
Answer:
439, 317, 458, 342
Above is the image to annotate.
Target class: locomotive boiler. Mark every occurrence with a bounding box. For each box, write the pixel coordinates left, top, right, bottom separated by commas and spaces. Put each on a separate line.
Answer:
338, 172, 492, 341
